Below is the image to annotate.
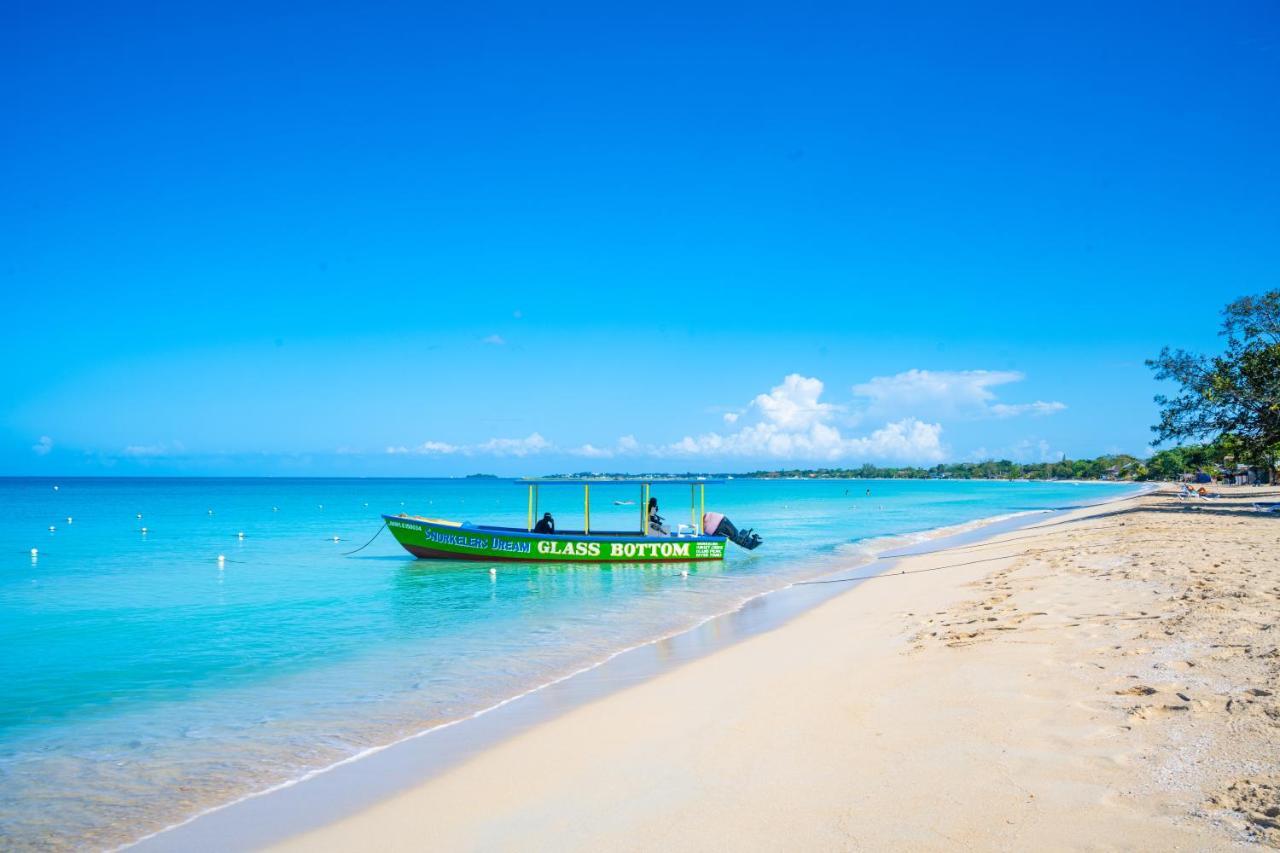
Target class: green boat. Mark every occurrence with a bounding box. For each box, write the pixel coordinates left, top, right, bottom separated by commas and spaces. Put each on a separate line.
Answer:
385, 478, 762, 563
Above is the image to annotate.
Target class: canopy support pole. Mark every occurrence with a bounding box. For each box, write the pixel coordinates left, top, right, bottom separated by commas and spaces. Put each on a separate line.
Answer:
527, 484, 533, 531
690, 484, 696, 534
584, 484, 590, 535
643, 483, 650, 535
699, 484, 705, 534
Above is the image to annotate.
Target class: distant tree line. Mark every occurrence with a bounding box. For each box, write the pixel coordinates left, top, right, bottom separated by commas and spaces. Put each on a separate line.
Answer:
737, 441, 1246, 482
564, 442, 1248, 482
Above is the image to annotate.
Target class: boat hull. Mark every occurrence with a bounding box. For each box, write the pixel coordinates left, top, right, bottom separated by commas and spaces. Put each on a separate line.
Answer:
384, 515, 727, 563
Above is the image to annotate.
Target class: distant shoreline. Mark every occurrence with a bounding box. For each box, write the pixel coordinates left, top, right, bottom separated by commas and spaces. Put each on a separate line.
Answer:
0, 473, 1156, 483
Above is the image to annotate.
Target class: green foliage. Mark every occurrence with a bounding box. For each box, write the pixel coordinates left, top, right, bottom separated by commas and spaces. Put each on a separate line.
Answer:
736, 444, 1259, 482
1147, 290, 1280, 482
554, 443, 1256, 483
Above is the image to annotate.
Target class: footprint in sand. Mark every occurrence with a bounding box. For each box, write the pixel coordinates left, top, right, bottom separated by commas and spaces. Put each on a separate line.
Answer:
1208, 779, 1280, 840
1116, 685, 1157, 696
1127, 703, 1190, 720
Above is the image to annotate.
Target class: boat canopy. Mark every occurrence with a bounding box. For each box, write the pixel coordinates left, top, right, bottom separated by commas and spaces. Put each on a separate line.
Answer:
516, 478, 723, 535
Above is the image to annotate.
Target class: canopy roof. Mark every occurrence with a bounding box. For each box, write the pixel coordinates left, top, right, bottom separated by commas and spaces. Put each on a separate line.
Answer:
518, 478, 725, 486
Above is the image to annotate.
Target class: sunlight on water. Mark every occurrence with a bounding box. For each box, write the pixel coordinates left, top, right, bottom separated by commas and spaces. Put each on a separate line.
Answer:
0, 477, 1135, 848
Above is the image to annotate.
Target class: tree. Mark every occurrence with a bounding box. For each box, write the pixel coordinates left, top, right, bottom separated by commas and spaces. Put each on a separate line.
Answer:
1147, 291, 1280, 483
1145, 447, 1187, 480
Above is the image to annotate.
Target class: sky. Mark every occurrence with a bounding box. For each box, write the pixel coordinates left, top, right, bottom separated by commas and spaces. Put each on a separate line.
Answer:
2, 1, 1277, 476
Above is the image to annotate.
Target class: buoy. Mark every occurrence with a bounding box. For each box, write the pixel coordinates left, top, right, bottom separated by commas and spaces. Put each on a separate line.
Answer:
272, 506, 278, 512
141, 527, 148, 534
66, 517, 73, 524
237, 532, 245, 539
217, 554, 225, 564
318, 504, 324, 510
681, 569, 689, 578
207, 509, 214, 515
30, 548, 38, 557
332, 535, 340, 542
489, 567, 497, 576
53, 485, 59, 491
136, 513, 142, 519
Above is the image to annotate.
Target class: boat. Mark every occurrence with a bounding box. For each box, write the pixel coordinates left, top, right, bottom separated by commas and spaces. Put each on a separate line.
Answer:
385, 478, 760, 563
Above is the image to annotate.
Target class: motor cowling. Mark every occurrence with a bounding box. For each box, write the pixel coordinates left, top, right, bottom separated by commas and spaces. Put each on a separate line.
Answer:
703, 512, 762, 550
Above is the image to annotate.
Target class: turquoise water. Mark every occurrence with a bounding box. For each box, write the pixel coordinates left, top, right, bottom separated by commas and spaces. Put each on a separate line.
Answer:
0, 477, 1136, 848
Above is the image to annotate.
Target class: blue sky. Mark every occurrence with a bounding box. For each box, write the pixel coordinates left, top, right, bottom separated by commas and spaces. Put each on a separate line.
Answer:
3, 1, 1276, 475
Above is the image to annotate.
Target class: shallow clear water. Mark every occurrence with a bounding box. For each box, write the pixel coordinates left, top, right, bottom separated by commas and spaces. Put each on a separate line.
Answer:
0, 476, 1136, 848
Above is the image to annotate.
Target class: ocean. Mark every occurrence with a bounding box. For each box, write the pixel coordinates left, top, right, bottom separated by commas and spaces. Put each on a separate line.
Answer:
0, 476, 1138, 849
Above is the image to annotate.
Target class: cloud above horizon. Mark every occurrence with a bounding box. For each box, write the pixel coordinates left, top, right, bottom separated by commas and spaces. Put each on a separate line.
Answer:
852, 369, 1065, 420
662, 374, 945, 462
387, 433, 549, 457
379, 369, 1063, 466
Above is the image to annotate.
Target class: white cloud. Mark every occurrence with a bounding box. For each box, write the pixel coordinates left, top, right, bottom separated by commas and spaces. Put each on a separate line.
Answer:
852, 369, 1065, 420
387, 434, 550, 457
122, 442, 183, 458
968, 439, 1063, 463
663, 374, 945, 463
1008, 439, 1051, 463
375, 370, 1059, 465
386, 440, 460, 455
32, 436, 53, 456
568, 435, 649, 459
572, 443, 614, 458
989, 401, 1067, 418
847, 419, 945, 461
481, 334, 506, 346
752, 374, 835, 430
475, 433, 549, 456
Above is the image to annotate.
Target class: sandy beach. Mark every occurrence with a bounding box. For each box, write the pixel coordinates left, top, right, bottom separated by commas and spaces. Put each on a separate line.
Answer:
272, 487, 1280, 851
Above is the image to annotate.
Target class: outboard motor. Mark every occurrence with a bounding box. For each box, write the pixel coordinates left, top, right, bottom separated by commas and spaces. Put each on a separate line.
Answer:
703, 511, 763, 550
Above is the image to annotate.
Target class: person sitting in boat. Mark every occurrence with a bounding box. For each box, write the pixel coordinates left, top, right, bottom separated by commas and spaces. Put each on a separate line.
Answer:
533, 512, 555, 533
647, 497, 668, 535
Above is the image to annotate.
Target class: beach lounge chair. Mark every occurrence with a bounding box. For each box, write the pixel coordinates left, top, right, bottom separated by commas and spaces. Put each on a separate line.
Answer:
1253, 502, 1280, 513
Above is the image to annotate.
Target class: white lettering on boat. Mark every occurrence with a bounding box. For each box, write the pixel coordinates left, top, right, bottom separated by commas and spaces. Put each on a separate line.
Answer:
423, 529, 489, 549
535, 541, 602, 557
608, 542, 691, 559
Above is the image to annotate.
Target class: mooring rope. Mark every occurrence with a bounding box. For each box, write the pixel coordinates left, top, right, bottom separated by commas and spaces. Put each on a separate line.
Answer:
343, 522, 387, 556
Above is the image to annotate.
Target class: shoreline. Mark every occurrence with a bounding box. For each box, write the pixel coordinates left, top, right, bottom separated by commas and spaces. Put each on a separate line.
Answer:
132, 486, 1148, 851
261, 483, 1277, 850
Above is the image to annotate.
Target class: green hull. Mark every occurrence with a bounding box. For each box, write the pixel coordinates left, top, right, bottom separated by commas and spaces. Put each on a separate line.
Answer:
384, 515, 727, 562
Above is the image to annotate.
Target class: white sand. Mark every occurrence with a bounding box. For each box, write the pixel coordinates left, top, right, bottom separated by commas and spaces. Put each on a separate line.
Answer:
276, 488, 1280, 851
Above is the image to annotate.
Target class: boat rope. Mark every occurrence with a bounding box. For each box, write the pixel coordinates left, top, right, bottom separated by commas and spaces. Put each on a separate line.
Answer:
343, 522, 387, 556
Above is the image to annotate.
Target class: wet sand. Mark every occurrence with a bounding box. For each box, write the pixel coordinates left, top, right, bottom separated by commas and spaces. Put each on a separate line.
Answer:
272, 486, 1279, 851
